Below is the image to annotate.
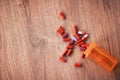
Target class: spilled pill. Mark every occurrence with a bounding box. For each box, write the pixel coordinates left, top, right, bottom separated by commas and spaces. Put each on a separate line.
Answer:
62, 33, 68, 38
78, 31, 86, 35
66, 45, 74, 49
59, 57, 67, 62
71, 35, 77, 41
57, 26, 65, 35
74, 34, 81, 40
66, 49, 73, 56
82, 34, 88, 40
74, 63, 82, 67
75, 39, 82, 45
69, 40, 75, 45
73, 25, 77, 34
81, 43, 89, 47
63, 38, 71, 42
77, 41, 84, 47
59, 12, 65, 19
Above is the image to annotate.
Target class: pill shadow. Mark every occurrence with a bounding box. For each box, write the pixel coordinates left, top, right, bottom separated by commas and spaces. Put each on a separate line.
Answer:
114, 62, 120, 80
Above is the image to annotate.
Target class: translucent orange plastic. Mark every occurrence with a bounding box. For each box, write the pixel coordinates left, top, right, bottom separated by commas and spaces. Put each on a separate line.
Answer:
84, 42, 118, 72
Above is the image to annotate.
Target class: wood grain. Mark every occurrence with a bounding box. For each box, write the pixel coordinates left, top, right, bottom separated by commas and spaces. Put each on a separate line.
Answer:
0, 0, 120, 80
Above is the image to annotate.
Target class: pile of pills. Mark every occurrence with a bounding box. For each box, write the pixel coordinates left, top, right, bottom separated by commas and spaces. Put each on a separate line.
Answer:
57, 12, 118, 71
57, 12, 89, 67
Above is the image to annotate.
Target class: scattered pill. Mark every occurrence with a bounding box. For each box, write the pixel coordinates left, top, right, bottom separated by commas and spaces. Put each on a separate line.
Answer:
59, 12, 65, 19
62, 33, 68, 38
59, 57, 67, 62
77, 41, 85, 47
59, 26, 64, 32
57, 26, 65, 35
57, 30, 63, 35
71, 35, 77, 41
66, 45, 74, 49
81, 43, 89, 47
73, 25, 77, 34
74, 34, 81, 40
69, 40, 75, 45
56, 13, 90, 69
74, 63, 82, 67
78, 31, 86, 35
75, 39, 82, 45
62, 49, 68, 57
66, 49, 73, 56
81, 34, 88, 40
63, 38, 71, 42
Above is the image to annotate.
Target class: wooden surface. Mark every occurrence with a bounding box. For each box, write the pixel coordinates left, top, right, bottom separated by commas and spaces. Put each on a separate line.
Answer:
0, 0, 120, 80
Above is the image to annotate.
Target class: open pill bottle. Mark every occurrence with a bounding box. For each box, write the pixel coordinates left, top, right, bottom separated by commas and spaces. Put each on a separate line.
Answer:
84, 42, 118, 72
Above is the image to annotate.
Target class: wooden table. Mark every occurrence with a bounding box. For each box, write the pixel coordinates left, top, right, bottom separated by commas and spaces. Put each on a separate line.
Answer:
0, 0, 120, 80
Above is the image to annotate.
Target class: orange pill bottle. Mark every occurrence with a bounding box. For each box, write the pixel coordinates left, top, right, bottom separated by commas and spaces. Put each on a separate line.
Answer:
84, 42, 118, 72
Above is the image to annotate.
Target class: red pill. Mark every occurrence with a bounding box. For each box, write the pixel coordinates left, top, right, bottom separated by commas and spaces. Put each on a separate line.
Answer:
81, 34, 88, 40
59, 12, 65, 19
61, 49, 68, 57
57, 26, 64, 36
66, 49, 73, 56
78, 31, 86, 35
63, 38, 71, 42
66, 45, 74, 49
69, 40, 75, 45
73, 25, 78, 34
75, 39, 82, 45
74, 34, 81, 40
57, 30, 63, 35
77, 41, 84, 47
59, 26, 64, 31
81, 43, 89, 47
62, 33, 68, 38
59, 57, 67, 62
74, 63, 82, 67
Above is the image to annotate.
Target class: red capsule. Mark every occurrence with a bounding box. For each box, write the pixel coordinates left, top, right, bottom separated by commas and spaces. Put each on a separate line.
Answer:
81, 43, 89, 47
61, 49, 68, 57
59, 57, 67, 62
77, 41, 84, 47
63, 38, 71, 42
57, 30, 63, 35
66, 49, 73, 56
66, 45, 74, 49
81, 34, 88, 40
59, 26, 64, 31
75, 39, 82, 45
74, 63, 82, 67
73, 25, 78, 34
57, 26, 64, 36
62, 33, 68, 38
68, 40, 75, 45
78, 31, 86, 35
59, 12, 65, 19
74, 34, 81, 40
